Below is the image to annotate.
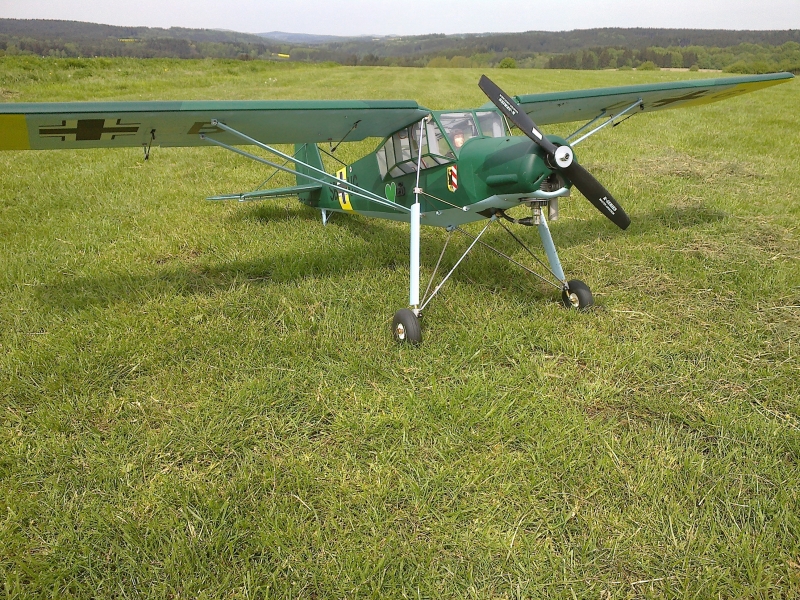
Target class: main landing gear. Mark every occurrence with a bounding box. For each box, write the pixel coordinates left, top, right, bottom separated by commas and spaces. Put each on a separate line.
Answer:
561, 279, 594, 310
391, 278, 592, 345
392, 207, 594, 345
392, 309, 422, 345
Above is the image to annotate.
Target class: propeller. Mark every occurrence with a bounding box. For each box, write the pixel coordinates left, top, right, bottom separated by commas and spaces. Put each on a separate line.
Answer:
479, 75, 630, 230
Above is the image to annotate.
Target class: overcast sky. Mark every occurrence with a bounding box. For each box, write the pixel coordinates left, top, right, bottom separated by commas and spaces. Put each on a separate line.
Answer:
2, 0, 799, 36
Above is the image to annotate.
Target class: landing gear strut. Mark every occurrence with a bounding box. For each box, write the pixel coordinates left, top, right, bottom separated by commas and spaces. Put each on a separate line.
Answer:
393, 205, 594, 344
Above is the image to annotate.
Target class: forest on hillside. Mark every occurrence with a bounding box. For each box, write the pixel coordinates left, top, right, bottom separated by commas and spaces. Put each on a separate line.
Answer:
0, 19, 279, 60
1, 19, 798, 73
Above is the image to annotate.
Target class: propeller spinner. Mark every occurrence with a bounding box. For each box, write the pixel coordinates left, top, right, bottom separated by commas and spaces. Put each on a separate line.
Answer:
479, 75, 630, 230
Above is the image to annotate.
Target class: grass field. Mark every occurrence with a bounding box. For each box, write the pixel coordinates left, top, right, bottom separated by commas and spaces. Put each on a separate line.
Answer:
1, 57, 799, 598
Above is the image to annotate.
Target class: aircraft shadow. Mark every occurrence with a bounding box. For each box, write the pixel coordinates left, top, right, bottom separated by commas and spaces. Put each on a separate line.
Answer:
32, 202, 727, 312
628, 203, 728, 232
228, 201, 323, 225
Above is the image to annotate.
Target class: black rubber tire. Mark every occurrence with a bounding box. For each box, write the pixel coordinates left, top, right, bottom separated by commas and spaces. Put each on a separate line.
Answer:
561, 279, 593, 310
392, 309, 422, 345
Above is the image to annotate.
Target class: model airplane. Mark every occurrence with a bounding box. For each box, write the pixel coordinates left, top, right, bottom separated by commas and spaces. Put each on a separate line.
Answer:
0, 72, 793, 344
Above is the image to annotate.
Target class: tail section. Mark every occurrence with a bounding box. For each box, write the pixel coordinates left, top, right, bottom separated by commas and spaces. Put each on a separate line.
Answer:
294, 143, 326, 205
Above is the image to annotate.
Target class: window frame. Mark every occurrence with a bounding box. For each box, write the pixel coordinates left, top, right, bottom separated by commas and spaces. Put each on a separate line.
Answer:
375, 118, 455, 179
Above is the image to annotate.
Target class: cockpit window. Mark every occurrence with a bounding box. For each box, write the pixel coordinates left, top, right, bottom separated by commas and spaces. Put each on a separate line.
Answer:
476, 112, 506, 137
375, 111, 507, 178
411, 119, 456, 164
393, 128, 413, 163
376, 119, 454, 179
439, 112, 479, 151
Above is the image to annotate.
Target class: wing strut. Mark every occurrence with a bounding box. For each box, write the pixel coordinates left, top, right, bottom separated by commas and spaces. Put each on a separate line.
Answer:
202, 120, 410, 214
566, 98, 643, 146
409, 118, 426, 311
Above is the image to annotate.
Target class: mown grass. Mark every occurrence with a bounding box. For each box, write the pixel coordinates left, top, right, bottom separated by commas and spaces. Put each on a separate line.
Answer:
1, 57, 798, 598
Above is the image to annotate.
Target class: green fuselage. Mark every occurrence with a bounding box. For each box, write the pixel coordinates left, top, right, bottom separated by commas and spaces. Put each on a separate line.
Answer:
298, 110, 571, 229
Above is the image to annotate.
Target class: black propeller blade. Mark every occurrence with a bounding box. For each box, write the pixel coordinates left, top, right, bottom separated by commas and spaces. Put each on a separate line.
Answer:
479, 75, 630, 230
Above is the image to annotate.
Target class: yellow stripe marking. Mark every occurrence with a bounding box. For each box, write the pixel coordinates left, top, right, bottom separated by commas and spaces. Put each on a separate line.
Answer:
336, 167, 353, 211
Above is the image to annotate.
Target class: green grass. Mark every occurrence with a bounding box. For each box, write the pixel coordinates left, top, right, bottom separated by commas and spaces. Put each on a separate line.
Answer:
1, 57, 799, 598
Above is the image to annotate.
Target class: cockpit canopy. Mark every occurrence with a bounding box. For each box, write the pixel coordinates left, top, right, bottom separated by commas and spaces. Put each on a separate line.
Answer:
439, 111, 506, 150
375, 110, 507, 179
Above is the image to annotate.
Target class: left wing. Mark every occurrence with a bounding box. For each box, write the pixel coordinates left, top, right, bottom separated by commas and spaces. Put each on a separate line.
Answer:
493, 72, 794, 126
0, 100, 430, 151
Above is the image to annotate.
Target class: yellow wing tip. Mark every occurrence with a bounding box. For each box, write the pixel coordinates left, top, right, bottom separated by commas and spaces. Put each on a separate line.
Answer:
0, 114, 31, 150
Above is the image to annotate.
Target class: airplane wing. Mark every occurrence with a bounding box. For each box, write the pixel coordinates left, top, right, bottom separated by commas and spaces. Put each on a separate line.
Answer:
2, 73, 792, 151
0, 100, 430, 151
498, 72, 794, 126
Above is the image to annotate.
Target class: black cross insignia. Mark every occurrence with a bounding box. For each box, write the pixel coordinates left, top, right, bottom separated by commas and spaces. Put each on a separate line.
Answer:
188, 121, 223, 135
39, 119, 140, 142
651, 90, 710, 108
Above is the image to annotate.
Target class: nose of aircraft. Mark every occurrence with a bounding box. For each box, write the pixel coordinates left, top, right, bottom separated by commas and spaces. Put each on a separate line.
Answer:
479, 75, 630, 230
460, 135, 567, 196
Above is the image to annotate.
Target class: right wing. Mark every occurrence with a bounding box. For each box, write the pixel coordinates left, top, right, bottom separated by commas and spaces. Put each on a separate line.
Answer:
494, 72, 794, 126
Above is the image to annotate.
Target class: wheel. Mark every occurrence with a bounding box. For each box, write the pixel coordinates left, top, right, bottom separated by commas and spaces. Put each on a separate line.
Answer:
561, 279, 593, 310
392, 309, 422, 345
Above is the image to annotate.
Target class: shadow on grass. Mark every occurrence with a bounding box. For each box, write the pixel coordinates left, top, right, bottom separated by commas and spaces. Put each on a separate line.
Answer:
228, 202, 323, 225
630, 203, 729, 233
550, 202, 728, 245
32, 203, 728, 312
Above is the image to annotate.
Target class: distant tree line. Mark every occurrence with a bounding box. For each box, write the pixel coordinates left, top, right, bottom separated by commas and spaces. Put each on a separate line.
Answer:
0, 37, 280, 60
545, 42, 800, 73
1, 19, 798, 73
0, 19, 280, 60
0, 19, 267, 44
292, 42, 800, 73
284, 28, 800, 59
291, 28, 800, 72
